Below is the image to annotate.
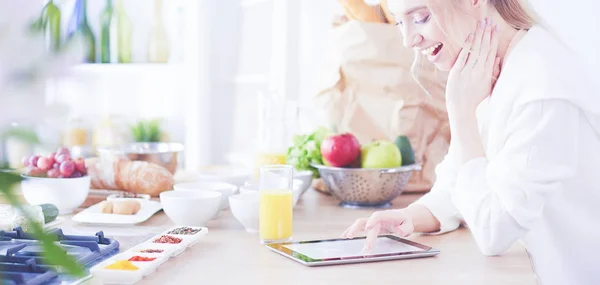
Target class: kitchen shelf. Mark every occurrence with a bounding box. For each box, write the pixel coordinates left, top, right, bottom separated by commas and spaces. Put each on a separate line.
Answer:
66, 63, 184, 77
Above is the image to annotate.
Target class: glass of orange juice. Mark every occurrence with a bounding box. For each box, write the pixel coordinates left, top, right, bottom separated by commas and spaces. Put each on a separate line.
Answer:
259, 165, 294, 244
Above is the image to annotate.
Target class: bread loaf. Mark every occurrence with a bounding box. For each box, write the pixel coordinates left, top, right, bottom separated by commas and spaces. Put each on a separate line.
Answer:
86, 157, 174, 197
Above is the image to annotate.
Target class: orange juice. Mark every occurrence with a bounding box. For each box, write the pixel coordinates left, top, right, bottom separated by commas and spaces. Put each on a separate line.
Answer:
259, 190, 293, 242
253, 152, 287, 178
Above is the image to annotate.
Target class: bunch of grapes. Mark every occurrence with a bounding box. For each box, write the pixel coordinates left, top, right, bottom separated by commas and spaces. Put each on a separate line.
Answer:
22, 147, 87, 178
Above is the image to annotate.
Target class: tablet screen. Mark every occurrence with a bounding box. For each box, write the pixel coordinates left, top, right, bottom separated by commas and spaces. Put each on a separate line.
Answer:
281, 236, 425, 260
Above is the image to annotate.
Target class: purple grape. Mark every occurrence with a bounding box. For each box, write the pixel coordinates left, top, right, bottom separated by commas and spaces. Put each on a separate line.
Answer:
37, 157, 52, 171
29, 156, 40, 168
47, 169, 60, 178
22, 156, 31, 167
56, 147, 70, 156
55, 154, 71, 164
59, 161, 75, 177
71, 171, 83, 178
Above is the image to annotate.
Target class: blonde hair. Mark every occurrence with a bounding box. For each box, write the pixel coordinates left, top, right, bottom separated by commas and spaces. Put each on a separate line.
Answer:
411, 0, 539, 96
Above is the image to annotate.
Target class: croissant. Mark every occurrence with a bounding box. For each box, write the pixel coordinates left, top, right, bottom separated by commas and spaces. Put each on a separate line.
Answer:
85, 157, 174, 197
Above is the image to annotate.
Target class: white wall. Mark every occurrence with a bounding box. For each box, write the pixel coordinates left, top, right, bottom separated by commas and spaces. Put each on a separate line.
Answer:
528, 0, 600, 89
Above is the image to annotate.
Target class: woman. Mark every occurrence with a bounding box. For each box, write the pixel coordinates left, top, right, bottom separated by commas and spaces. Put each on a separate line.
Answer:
342, 0, 600, 284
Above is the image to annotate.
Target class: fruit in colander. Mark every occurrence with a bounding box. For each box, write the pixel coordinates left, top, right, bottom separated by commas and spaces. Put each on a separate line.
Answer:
320, 133, 361, 167
360, 140, 402, 169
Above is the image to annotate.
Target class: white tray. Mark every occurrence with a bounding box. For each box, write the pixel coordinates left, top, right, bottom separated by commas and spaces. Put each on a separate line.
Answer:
72, 199, 162, 225
91, 226, 208, 284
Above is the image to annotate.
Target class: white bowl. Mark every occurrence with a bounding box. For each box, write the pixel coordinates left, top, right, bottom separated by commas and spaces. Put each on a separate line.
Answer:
173, 181, 238, 210
228, 192, 259, 233
20, 175, 91, 215
195, 166, 251, 187
294, 170, 314, 194
241, 179, 303, 207
159, 190, 222, 227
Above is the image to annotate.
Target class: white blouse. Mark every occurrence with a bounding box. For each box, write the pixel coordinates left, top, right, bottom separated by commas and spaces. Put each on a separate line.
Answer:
413, 25, 600, 285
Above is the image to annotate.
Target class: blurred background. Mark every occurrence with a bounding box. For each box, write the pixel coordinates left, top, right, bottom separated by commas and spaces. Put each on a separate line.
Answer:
1, 0, 598, 172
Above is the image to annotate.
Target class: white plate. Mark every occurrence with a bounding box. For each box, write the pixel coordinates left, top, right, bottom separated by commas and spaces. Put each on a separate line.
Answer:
72, 200, 162, 225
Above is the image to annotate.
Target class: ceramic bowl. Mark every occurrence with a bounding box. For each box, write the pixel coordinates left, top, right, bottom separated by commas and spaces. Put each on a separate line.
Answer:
228, 192, 259, 233
240, 179, 303, 207
294, 170, 313, 194
194, 166, 251, 187
173, 181, 238, 210
159, 190, 222, 227
20, 175, 91, 215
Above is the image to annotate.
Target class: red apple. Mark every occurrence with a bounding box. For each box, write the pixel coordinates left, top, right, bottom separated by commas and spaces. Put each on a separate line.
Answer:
320, 133, 361, 167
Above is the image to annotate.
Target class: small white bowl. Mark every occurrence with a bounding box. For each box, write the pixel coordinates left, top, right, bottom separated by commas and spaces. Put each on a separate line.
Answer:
195, 166, 251, 187
294, 170, 314, 194
228, 192, 259, 233
20, 175, 91, 215
173, 181, 238, 210
159, 190, 222, 227
241, 179, 303, 207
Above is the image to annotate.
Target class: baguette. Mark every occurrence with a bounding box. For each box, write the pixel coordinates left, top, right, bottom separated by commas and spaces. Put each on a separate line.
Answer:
86, 157, 174, 197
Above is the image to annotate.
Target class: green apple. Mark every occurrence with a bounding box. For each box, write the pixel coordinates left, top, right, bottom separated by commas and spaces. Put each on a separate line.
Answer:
361, 140, 402, 168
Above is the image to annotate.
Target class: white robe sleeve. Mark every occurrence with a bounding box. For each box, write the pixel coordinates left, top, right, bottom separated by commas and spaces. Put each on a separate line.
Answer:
412, 150, 464, 235
451, 99, 580, 256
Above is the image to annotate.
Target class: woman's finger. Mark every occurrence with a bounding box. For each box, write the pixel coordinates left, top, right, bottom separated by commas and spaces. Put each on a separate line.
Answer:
363, 223, 382, 252
468, 18, 488, 69
343, 218, 367, 238
486, 25, 500, 72
453, 34, 474, 71
397, 222, 414, 237
365, 211, 388, 230
477, 20, 493, 70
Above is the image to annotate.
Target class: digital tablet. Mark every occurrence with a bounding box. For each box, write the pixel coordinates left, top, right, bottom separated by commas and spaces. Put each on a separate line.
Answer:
265, 235, 440, 267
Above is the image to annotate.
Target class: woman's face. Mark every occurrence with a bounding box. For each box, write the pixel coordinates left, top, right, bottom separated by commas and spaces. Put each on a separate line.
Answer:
387, 0, 481, 71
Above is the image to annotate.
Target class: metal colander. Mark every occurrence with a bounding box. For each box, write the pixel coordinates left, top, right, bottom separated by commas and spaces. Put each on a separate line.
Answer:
312, 163, 422, 208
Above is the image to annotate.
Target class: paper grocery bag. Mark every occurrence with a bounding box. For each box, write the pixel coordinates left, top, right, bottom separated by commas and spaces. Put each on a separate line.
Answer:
313, 21, 450, 193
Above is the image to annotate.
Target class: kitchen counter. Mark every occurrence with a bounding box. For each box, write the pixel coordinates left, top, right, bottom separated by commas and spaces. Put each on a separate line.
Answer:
61, 189, 537, 285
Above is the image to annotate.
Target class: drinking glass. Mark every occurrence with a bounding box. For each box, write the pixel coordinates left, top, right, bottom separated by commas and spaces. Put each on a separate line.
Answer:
259, 165, 294, 244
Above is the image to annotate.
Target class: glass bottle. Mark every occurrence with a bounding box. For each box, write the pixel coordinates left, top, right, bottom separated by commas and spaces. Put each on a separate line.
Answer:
147, 0, 170, 63
41, 0, 61, 53
116, 0, 132, 63
100, 0, 118, 63
66, 0, 96, 63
